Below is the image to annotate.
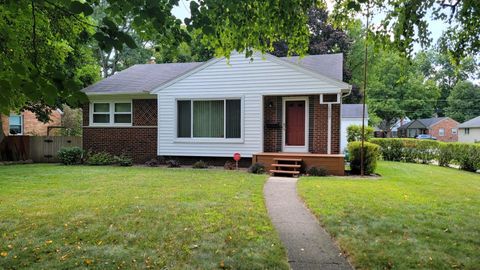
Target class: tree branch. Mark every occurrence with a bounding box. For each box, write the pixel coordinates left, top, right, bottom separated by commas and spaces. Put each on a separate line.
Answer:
31, 0, 39, 70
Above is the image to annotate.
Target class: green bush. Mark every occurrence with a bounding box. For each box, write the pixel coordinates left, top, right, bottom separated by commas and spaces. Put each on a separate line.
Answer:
192, 160, 208, 169
347, 124, 374, 142
248, 163, 266, 174
348, 141, 381, 175
114, 154, 133, 167
57, 147, 83, 165
438, 143, 455, 167
306, 166, 328, 176
370, 138, 404, 161
86, 151, 115, 166
454, 143, 480, 172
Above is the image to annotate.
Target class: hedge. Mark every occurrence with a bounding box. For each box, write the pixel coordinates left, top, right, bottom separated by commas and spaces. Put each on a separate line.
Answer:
348, 141, 381, 175
369, 138, 480, 172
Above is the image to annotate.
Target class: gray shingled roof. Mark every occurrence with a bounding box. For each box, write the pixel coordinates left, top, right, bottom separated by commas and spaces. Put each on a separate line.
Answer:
82, 53, 344, 94
281, 53, 343, 81
398, 117, 448, 129
459, 116, 480, 128
341, 104, 368, 118
82, 62, 203, 94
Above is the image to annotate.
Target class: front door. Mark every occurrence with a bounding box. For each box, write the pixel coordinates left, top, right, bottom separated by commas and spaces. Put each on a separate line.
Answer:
283, 98, 308, 152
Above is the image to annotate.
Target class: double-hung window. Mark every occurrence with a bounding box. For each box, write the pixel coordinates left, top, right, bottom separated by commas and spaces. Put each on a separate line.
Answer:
177, 99, 242, 139
91, 101, 132, 126
9, 115, 23, 135
439, 128, 445, 136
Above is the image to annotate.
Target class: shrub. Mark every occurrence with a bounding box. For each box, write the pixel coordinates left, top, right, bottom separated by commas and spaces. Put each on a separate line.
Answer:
347, 124, 374, 142
114, 153, 133, 167
248, 163, 266, 174
454, 143, 480, 172
348, 141, 381, 175
438, 143, 455, 167
57, 147, 83, 165
224, 160, 236, 170
192, 160, 208, 169
86, 151, 115, 166
145, 158, 159, 167
306, 166, 328, 176
166, 159, 181, 168
370, 138, 403, 161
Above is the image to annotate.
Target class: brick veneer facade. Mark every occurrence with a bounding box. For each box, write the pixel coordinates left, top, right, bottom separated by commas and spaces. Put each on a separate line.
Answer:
263, 95, 341, 154
1, 110, 62, 136
428, 118, 459, 142
82, 99, 158, 163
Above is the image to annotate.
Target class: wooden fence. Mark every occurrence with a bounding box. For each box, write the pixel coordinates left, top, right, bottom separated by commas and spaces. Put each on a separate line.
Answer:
0, 136, 82, 163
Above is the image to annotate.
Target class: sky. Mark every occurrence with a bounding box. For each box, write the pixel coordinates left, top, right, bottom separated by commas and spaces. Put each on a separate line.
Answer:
171, 0, 447, 54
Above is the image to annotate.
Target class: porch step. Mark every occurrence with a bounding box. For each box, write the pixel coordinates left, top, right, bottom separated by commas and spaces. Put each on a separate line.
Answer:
269, 169, 300, 175
270, 157, 303, 177
271, 163, 301, 168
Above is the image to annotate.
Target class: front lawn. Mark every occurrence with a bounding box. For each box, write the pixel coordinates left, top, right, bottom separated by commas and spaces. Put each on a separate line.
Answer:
298, 161, 480, 269
0, 165, 288, 269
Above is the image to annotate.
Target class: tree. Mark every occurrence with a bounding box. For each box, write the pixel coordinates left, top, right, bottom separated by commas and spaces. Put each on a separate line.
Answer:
270, 6, 353, 90
60, 105, 83, 136
446, 81, 480, 123
331, 0, 480, 59
366, 49, 440, 134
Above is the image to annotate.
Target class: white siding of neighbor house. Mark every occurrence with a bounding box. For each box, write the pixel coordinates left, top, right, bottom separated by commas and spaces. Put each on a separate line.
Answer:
156, 53, 346, 158
340, 118, 368, 153
458, 127, 480, 143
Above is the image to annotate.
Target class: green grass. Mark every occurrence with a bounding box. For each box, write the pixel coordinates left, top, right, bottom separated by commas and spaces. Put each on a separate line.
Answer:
298, 161, 480, 270
0, 164, 288, 269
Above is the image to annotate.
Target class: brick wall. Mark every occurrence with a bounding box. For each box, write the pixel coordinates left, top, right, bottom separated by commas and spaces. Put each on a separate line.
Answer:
263, 95, 340, 154
263, 96, 282, 152
83, 127, 157, 163
429, 118, 459, 142
82, 99, 158, 163
1, 110, 62, 136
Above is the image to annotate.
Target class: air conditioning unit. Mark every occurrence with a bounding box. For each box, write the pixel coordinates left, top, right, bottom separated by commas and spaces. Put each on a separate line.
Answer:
319, 93, 340, 104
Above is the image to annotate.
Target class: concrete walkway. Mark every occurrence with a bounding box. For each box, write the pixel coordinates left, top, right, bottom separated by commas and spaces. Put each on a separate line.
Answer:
264, 177, 352, 270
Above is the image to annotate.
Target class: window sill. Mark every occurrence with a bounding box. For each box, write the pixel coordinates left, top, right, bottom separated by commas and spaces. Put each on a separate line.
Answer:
174, 138, 244, 144
88, 124, 133, 127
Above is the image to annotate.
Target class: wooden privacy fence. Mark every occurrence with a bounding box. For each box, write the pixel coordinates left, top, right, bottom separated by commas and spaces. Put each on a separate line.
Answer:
0, 136, 82, 163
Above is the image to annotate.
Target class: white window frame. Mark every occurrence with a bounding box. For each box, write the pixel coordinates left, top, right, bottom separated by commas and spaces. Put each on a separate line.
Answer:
465, 128, 470, 135
8, 114, 23, 135
174, 97, 244, 143
451, 128, 457, 135
89, 101, 132, 127
439, 128, 445, 137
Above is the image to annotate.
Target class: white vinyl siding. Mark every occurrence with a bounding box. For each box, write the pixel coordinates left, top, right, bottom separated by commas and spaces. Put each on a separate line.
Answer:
157, 53, 345, 157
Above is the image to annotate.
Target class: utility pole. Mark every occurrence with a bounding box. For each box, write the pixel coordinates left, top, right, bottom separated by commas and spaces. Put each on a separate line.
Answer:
360, 2, 370, 176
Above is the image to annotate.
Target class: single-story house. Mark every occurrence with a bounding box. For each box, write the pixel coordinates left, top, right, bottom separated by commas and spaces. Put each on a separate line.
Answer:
340, 104, 368, 152
1, 110, 62, 136
81, 52, 352, 175
397, 117, 459, 142
458, 116, 480, 143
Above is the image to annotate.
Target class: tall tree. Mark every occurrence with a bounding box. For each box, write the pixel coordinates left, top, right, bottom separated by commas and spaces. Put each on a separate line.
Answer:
445, 81, 480, 123
331, 0, 480, 60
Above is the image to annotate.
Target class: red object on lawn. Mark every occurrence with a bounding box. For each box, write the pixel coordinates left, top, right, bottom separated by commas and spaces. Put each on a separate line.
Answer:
233, 152, 241, 161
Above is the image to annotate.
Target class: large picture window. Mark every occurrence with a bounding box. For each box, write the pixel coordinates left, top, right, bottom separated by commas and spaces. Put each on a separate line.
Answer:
91, 101, 132, 125
177, 99, 241, 139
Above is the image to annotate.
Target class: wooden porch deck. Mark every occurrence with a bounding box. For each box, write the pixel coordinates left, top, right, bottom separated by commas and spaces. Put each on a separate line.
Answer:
252, 152, 345, 176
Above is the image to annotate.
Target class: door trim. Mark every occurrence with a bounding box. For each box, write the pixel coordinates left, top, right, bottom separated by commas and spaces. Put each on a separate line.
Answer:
282, 96, 309, 152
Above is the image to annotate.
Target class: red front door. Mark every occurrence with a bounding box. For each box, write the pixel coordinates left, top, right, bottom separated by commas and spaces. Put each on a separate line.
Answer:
285, 100, 306, 146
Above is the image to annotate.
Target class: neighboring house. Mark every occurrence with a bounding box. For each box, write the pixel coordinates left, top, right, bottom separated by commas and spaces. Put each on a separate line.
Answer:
397, 117, 459, 142
81, 52, 351, 175
340, 104, 368, 152
458, 116, 480, 143
1, 110, 62, 136
374, 117, 411, 138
